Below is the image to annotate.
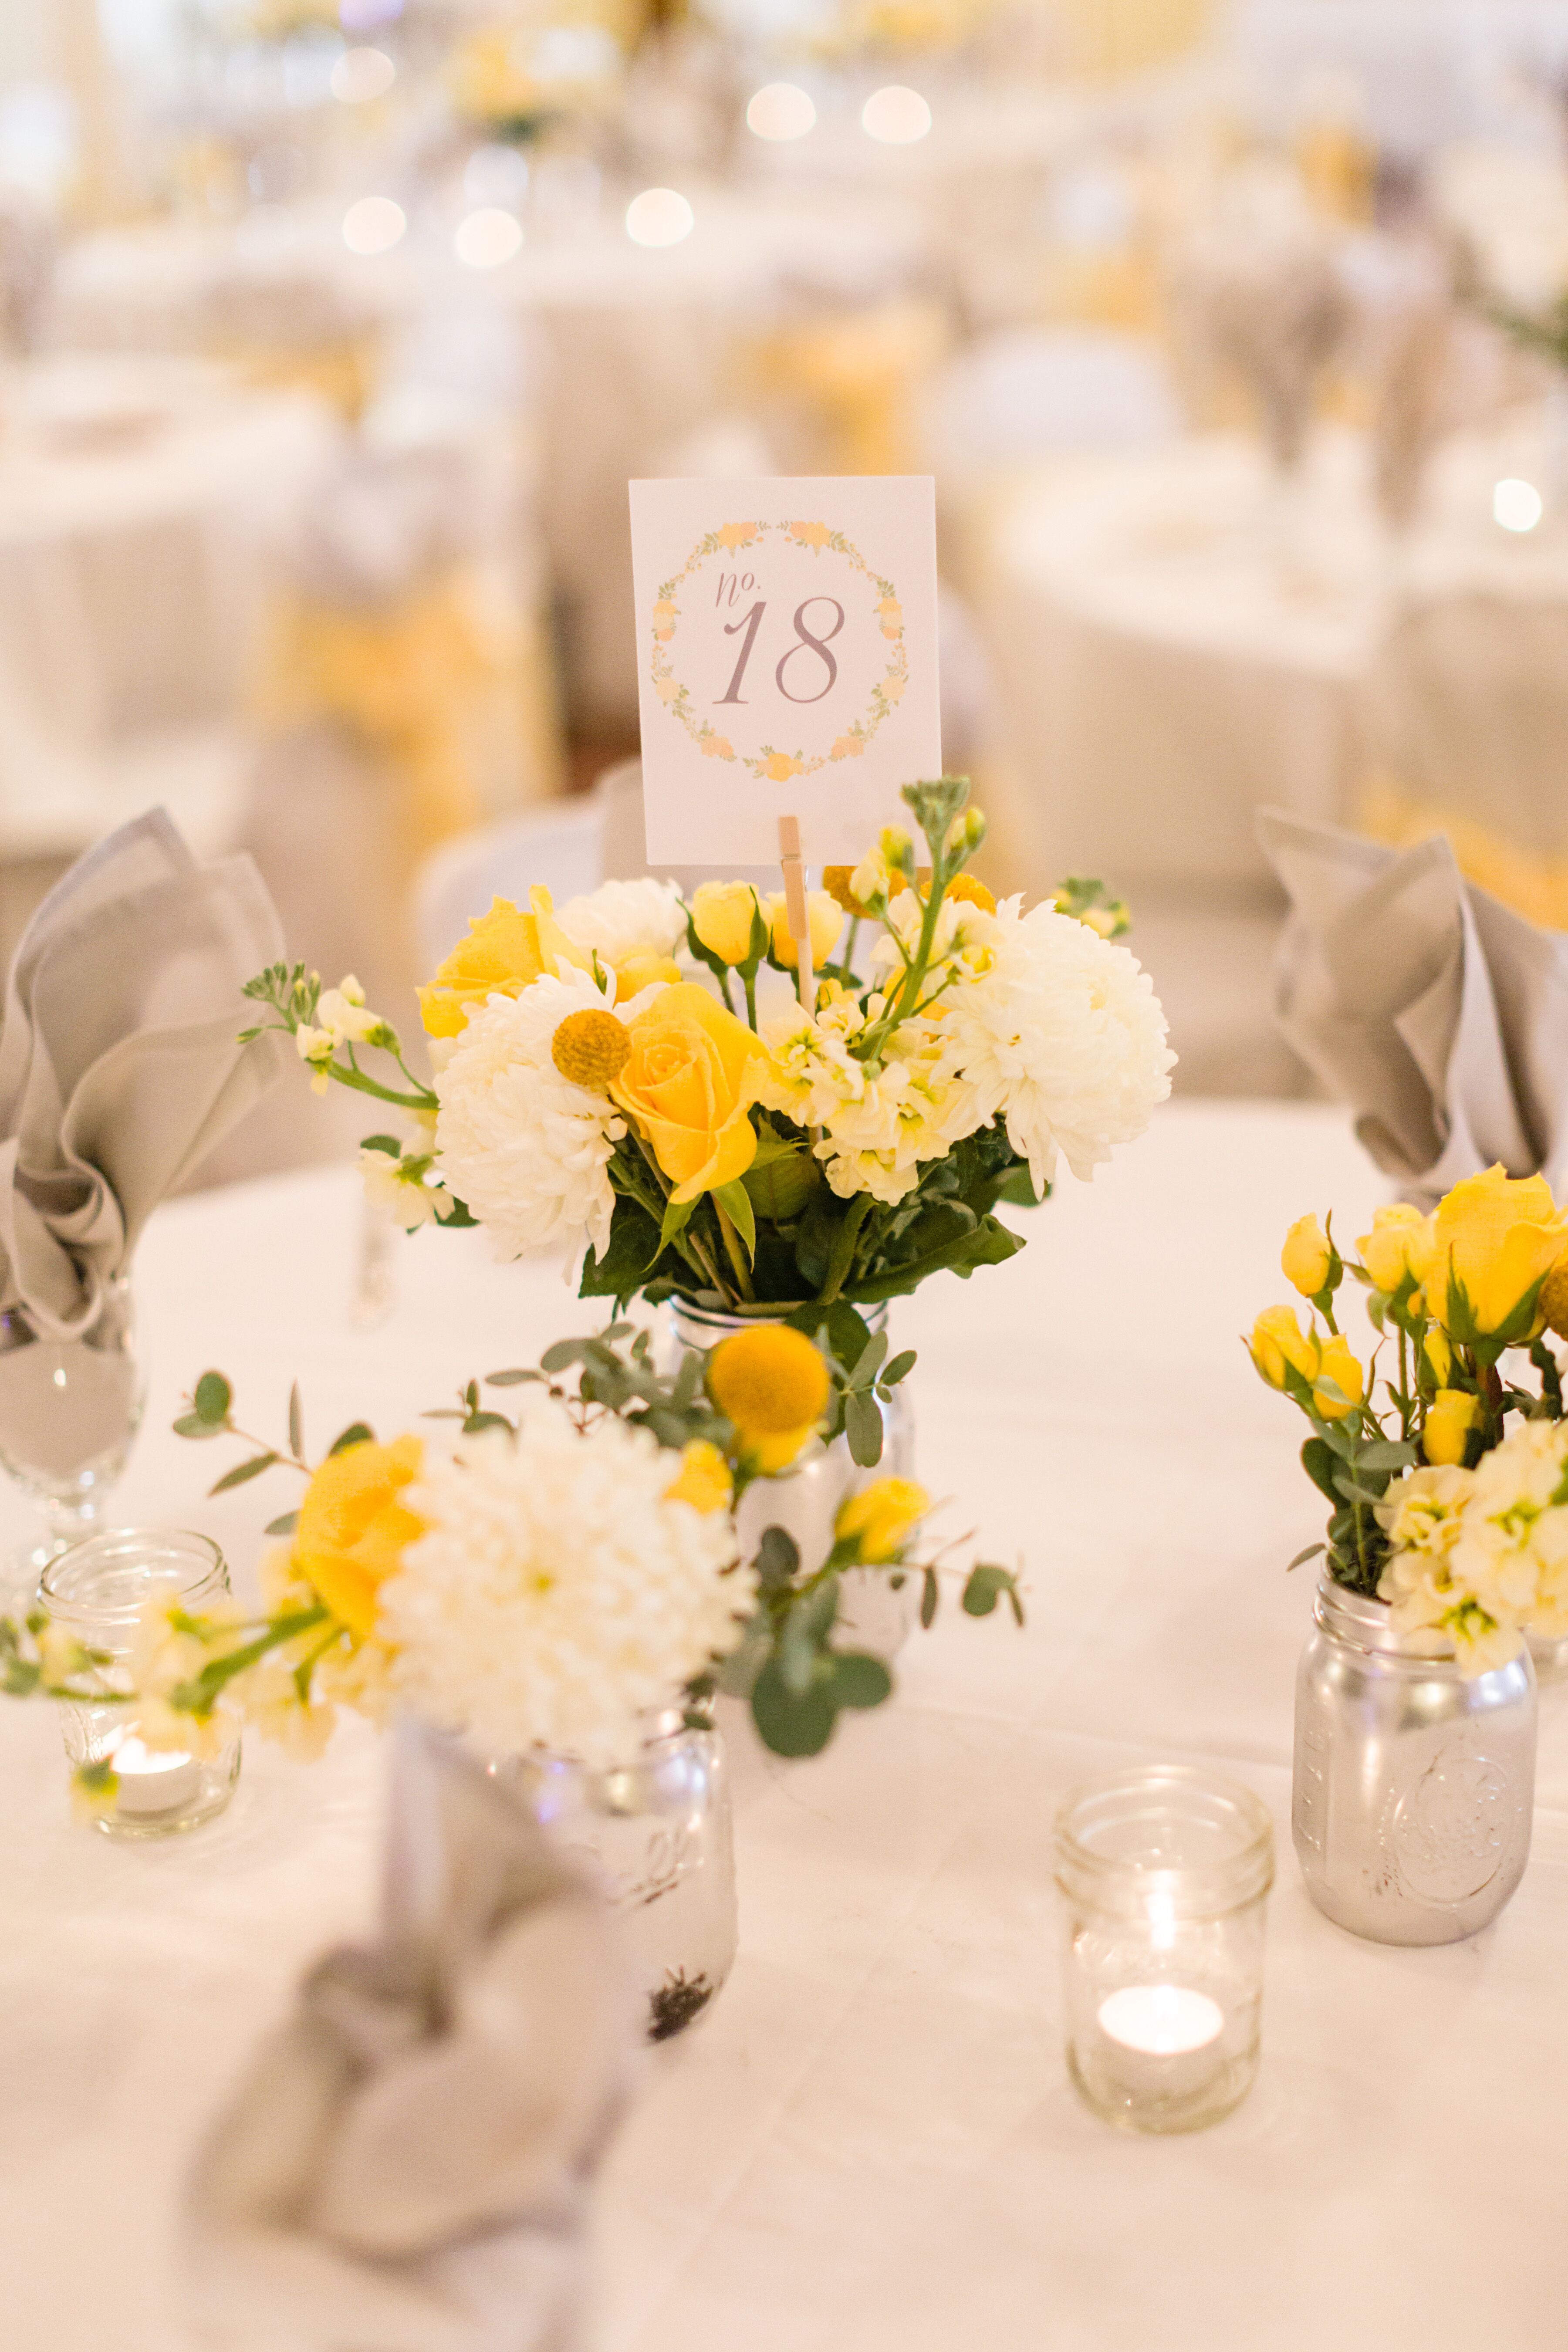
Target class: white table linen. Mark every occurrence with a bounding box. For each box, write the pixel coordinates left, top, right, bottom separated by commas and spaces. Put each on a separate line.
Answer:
4, 1100, 1568, 2348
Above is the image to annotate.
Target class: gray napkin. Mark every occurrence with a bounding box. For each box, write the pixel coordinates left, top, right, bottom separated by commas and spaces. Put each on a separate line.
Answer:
186, 1720, 638, 2352
1259, 807, 1568, 1202
0, 809, 287, 1336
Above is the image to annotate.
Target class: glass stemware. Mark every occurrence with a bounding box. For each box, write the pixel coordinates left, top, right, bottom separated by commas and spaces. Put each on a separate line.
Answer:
0, 1277, 144, 1605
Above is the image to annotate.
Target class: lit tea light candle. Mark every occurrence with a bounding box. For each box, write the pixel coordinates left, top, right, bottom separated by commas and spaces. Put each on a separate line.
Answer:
109, 1733, 201, 1818
1098, 1984, 1224, 2056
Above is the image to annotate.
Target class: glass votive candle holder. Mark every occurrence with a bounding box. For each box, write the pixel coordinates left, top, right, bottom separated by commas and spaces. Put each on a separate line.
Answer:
40, 1528, 241, 1838
1054, 1763, 1274, 2134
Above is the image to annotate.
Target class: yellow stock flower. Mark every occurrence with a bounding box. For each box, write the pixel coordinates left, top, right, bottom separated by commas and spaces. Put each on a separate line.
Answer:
690, 881, 760, 966
614, 983, 768, 1204
707, 1324, 829, 1472
1427, 1166, 1568, 1337
294, 1434, 425, 1640
1281, 1213, 1333, 1298
767, 891, 843, 971
418, 890, 590, 1039
1356, 1202, 1434, 1294
835, 1477, 929, 1563
664, 1439, 733, 1516
1423, 1389, 1482, 1467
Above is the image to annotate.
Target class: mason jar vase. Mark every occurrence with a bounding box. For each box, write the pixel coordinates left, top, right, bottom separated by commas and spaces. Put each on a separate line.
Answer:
663, 1298, 919, 1662
1293, 1571, 1536, 1945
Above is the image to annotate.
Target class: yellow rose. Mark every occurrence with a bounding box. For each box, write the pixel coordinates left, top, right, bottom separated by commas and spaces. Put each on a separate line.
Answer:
614, 982, 768, 1204
1356, 1202, 1435, 1294
707, 1324, 829, 1472
418, 889, 590, 1039
835, 1476, 929, 1563
1423, 1389, 1482, 1467
1312, 1334, 1364, 1420
690, 881, 760, 966
1249, 1304, 1318, 1389
664, 1439, 733, 1516
1427, 1166, 1568, 1339
1423, 1328, 1453, 1387
767, 891, 843, 972
1281, 1213, 1333, 1298
294, 1434, 424, 1640
614, 952, 682, 1001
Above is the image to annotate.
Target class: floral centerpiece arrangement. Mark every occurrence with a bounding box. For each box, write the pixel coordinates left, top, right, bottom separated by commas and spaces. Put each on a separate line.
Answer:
1250, 1165, 1568, 1671
242, 777, 1172, 1389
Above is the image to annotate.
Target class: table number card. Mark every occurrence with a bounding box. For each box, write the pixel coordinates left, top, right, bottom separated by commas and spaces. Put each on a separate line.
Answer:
629, 475, 942, 864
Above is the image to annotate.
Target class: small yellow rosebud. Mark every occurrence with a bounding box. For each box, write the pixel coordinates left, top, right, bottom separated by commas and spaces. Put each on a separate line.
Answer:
664, 1439, 733, 1517
1281, 1213, 1334, 1299
690, 880, 760, 967
1423, 1388, 1482, 1467
1249, 1304, 1317, 1389
1538, 1257, 1568, 1342
767, 891, 842, 972
835, 1476, 929, 1563
1426, 1166, 1568, 1338
1357, 1202, 1434, 1295
1311, 1334, 1364, 1420
1423, 1328, 1453, 1387
551, 1007, 632, 1092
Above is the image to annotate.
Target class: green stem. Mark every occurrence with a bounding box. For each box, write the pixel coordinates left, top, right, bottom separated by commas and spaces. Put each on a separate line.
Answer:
324, 1063, 435, 1113
743, 968, 759, 1031
820, 1194, 872, 1304
714, 1200, 756, 1302
842, 914, 861, 984
169, 1606, 328, 1712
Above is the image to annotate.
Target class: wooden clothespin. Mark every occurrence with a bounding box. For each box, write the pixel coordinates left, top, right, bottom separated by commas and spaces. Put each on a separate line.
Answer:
777, 813, 815, 1015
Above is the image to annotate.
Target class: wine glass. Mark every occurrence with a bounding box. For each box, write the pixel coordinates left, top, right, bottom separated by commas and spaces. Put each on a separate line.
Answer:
0, 1277, 145, 1607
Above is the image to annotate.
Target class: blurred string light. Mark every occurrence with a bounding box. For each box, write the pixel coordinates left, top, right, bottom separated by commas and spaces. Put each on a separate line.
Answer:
341, 196, 405, 254
455, 207, 524, 269
331, 47, 395, 103
862, 85, 931, 143
1494, 478, 1544, 533
747, 83, 815, 141
625, 188, 693, 247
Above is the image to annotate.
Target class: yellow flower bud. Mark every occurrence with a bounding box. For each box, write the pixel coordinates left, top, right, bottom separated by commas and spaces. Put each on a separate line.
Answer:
1249, 1304, 1318, 1389
1423, 1328, 1453, 1387
1541, 1258, 1568, 1342
1357, 1202, 1434, 1296
767, 891, 842, 972
1311, 1334, 1364, 1420
614, 952, 682, 1001
1281, 1213, 1333, 1299
879, 825, 913, 870
1423, 1388, 1482, 1467
835, 1476, 929, 1563
690, 880, 761, 967
664, 1439, 733, 1516
850, 848, 891, 909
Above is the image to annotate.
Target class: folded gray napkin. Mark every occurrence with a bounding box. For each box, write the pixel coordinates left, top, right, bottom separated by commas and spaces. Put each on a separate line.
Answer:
1259, 808, 1568, 1202
0, 809, 287, 1337
186, 1720, 637, 2352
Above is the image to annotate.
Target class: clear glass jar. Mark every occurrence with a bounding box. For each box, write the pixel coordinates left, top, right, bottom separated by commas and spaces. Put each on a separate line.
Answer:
1055, 1764, 1274, 2135
0, 1277, 144, 1597
1294, 1571, 1536, 1945
663, 1298, 920, 1662
504, 1710, 736, 2041
39, 1529, 241, 1839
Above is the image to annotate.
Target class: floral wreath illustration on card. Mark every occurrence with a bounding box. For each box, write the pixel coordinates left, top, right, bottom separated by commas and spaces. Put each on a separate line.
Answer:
649, 519, 908, 781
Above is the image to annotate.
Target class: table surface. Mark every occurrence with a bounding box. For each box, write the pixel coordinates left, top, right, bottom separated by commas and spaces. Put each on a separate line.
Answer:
5, 1100, 1568, 2351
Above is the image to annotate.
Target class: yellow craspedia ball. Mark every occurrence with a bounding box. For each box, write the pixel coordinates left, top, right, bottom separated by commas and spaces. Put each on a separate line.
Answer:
551, 1007, 632, 1092
707, 1325, 830, 1470
944, 874, 995, 915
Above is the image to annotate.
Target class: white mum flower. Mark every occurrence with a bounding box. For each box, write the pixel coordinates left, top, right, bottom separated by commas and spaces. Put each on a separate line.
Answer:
556, 877, 686, 969
433, 966, 632, 1262
382, 1410, 753, 1766
935, 898, 1175, 1195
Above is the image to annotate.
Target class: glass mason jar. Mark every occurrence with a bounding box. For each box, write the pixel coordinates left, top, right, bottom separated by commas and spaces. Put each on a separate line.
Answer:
504, 1709, 736, 2041
1293, 1571, 1536, 1945
39, 1528, 241, 1839
0, 1277, 144, 1595
663, 1299, 919, 1662
1055, 1764, 1274, 2135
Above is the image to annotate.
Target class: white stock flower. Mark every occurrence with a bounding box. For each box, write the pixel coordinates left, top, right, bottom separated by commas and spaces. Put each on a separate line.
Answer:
360, 1148, 443, 1231
757, 989, 966, 1203
316, 975, 386, 1047
433, 966, 637, 1262
381, 1409, 752, 1766
1450, 1419, 1568, 1636
556, 878, 686, 970
934, 898, 1175, 1196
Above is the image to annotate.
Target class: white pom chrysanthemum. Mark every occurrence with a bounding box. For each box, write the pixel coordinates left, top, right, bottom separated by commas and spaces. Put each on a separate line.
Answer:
555, 877, 686, 968
936, 898, 1175, 1195
382, 1411, 752, 1765
433, 966, 632, 1261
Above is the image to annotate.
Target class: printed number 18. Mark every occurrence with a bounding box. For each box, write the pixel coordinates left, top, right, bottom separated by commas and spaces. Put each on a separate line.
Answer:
716, 597, 845, 706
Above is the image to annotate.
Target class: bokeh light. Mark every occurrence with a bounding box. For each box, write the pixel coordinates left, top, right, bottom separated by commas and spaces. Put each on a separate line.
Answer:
747, 84, 816, 142
1494, 478, 1544, 534
862, 85, 932, 144
341, 195, 405, 254
330, 47, 396, 104
454, 207, 524, 269
625, 188, 694, 247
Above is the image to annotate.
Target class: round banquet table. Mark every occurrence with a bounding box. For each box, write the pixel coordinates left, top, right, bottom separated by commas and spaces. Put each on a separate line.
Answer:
4, 1099, 1568, 2351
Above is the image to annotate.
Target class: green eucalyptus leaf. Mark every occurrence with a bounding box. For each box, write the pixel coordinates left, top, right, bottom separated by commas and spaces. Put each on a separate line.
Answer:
961, 1563, 1017, 1618
920, 1566, 939, 1628
173, 1413, 223, 1440
264, 1511, 299, 1538
208, 1451, 279, 1496
193, 1371, 231, 1426
485, 1369, 543, 1389
827, 1651, 892, 1710
750, 1658, 838, 1757
329, 1421, 375, 1455
845, 1390, 884, 1468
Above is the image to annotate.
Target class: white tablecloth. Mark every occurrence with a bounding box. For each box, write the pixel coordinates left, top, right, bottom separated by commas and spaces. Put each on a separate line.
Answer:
5, 1100, 1568, 2350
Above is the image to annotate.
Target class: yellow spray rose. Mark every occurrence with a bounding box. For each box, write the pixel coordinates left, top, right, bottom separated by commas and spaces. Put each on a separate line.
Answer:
707, 1324, 829, 1472
664, 1438, 734, 1515
690, 881, 761, 966
418, 889, 589, 1039
1423, 1389, 1482, 1467
614, 982, 769, 1204
1312, 1335, 1365, 1419
1281, 1213, 1333, 1298
294, 1434, 425, 1640
835, 1477, 929, 1563
767, 891, 843, 972
1249, 1308, 1363, 1419
1356, 1202, 1434, 1294
1426, 1166, 1568, 1339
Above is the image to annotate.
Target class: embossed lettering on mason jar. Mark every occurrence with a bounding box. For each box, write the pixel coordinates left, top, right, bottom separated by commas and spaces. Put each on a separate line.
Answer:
1293, 1571, 1536, 1945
